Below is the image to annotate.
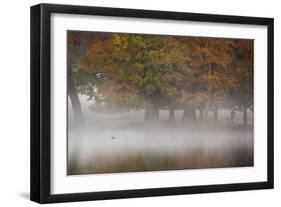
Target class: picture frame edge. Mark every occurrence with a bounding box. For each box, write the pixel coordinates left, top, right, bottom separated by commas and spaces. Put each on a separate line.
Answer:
30, 3, 274, 204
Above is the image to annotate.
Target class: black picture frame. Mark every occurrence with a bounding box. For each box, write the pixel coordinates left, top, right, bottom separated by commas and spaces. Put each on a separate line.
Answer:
30, 3, 274, 204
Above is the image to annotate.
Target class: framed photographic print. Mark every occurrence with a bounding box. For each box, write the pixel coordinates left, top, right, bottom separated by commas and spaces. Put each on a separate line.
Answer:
30, 3, 274, 203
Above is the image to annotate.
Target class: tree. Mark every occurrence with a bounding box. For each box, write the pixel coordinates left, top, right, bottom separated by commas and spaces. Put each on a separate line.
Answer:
67, 31, 86, 122
226, 39, 254, 126
67, 31, 111, 122
81, 33, 190, 122
75, 31, 253, 126
185, 37, 236, 121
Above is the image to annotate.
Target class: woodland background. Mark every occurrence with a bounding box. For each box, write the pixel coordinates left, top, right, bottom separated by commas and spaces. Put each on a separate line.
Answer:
68, 32, 253, 125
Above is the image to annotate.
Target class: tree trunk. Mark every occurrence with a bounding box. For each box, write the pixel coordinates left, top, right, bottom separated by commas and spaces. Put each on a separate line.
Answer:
204, 109, 209, 121
230, 110, 235, 122
68, 60, 83, 122
169, 107, 175, 122
144, 105, 159, 122
243, 108, 248, 127
204, 63, 212, 122
68, 78, 84, 122
199, 108, 204, 121
182, 106, 196, 122
214, 106, 218, 121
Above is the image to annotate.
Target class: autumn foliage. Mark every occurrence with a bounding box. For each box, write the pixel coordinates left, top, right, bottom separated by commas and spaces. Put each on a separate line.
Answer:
67, 31, 253, 125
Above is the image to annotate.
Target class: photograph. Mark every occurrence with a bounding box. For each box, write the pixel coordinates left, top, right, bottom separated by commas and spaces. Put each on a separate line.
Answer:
67, 31, 254, 175
30, 3, 274, 203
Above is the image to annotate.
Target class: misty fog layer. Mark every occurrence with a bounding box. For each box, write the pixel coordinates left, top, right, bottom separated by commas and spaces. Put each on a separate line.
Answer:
67, 96, 253, 175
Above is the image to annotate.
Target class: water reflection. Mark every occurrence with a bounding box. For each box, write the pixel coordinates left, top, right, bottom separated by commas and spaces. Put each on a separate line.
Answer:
68, 109, 253, 175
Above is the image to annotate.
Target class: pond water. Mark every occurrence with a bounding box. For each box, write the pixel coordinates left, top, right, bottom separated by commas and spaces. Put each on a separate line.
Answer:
67, 109, 253, 175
